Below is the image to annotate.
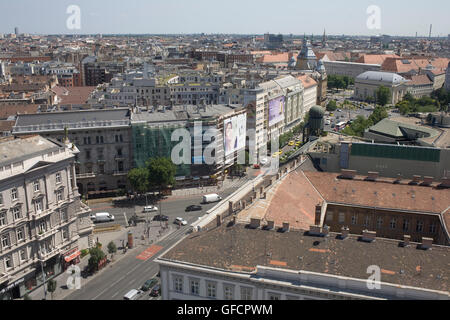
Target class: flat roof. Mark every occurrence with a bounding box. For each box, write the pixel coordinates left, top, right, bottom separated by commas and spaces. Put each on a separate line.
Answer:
162, 223, 450, 293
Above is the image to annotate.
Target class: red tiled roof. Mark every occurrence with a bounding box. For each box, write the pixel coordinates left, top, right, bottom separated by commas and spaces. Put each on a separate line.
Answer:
52, 86, 96, 105
357, 54, 400, 65
297, 74, 317, 89
0, 104, 40, 120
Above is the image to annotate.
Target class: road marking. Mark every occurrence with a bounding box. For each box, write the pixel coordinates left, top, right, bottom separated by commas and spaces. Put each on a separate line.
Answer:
111, 292, 119, 298
136, 245, 163, 261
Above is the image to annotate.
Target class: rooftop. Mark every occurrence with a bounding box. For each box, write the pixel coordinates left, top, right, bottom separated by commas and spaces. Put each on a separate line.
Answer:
162, 223, 450, 293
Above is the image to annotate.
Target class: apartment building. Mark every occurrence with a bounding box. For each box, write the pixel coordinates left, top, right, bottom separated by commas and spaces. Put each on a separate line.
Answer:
12, 109, 132, 198
0, 136, 93, 300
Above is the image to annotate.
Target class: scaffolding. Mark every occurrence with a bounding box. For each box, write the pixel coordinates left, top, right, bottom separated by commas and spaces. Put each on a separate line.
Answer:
132, 123, 191, 176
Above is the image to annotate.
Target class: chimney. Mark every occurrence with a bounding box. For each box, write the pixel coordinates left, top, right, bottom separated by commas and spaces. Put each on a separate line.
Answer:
282, 222, 290, 232
250, 218, 261, 229
402, 235, 411, 247
340, 227, 350, 240
440, 177, 450, 188
421, 237, 433, 250
216, 214, 222, 227
422, 176, 434, 186
309, 225, 322, 236
367, 172, 379, 181
411, 175, 422, 185
394, 174, 402, 184
361, 230, 376, 243
266, 220, 275, 230
340, 169, 357, 180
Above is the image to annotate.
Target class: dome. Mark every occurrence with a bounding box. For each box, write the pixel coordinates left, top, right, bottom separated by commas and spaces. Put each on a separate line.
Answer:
309, 105, 325, 118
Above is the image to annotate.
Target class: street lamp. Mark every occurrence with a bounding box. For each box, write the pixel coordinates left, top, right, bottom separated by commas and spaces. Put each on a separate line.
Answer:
39, 250, 47, 300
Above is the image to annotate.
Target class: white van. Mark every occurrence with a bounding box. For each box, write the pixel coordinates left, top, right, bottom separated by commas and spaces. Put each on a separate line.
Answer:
123, 289, 141, 300
202, 194, 222, 204
91, 212, 115, 223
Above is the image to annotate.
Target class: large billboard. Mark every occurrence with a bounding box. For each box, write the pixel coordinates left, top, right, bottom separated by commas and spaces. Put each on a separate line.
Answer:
268, 96, 285, 127
224, 113, 247, 157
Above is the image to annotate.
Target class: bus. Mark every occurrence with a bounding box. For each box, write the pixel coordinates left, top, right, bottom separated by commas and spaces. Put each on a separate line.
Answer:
335, 121, 348, 131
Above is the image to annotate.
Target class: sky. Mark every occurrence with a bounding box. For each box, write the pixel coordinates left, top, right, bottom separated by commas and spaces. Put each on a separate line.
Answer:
1, 0, 449, 37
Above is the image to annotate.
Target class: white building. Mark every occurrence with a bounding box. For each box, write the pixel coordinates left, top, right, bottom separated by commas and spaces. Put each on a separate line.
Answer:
0, 136, 93, 300
355, 71, 409, 104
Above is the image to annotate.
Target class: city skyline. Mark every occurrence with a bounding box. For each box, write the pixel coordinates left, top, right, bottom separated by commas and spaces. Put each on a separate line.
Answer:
2, 0, 450, 37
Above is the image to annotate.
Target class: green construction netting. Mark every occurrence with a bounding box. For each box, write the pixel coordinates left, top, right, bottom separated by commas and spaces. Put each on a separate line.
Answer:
350, 143, 441, 163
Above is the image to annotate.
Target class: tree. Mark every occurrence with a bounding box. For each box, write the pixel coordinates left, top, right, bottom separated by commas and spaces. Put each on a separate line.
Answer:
47, 279, 57, 300
128, 167, 149, 195
147, 157, 177, 192
376, 86, 391, 106
23, 294, 32, 300
327, 100, 337, 111
369, 106, 388, 125
107, 241, 117, 261
88, 247, 106, 272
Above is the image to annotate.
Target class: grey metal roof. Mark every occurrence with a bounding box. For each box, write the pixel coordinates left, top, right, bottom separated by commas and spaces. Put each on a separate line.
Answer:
15, 108, 131, 127
356, 71, 407, 85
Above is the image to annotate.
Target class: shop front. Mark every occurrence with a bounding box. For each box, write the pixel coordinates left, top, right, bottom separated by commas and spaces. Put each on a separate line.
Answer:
62, 247, 81, 271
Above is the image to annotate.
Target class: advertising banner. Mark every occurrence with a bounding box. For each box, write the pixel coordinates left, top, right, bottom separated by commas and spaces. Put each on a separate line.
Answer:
268, 96, 285, 127
224, 113, 247, 156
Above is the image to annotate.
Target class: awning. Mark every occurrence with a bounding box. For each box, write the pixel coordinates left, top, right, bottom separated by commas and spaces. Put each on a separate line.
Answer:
64, 250, 81, 263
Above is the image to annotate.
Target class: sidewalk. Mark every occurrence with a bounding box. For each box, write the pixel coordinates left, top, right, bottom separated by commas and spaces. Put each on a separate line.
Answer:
28, 222, 175, 300
171, 174, 251, 197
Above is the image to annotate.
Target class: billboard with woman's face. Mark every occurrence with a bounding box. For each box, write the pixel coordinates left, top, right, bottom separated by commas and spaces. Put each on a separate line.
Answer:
224, 113, 247, 157
268, 96, 285, 127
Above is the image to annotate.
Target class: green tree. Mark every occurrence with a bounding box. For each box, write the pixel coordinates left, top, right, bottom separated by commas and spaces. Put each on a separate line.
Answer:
369, 106, 389, 125
326, 100, 337, 111
107, 241, 117, 261
88, 247, 106, 272
147, 157, 177, 192
376, 86, 391, 106
127, 167, 150, 195
47, 279, 57, 300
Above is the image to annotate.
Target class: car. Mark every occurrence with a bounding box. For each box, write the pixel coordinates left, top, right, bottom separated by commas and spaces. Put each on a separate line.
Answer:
153, 215, 169, 222
260, 157, 269, 166
123, 289, 142, 300
175, 217, 188, 226
296, 141, 302, 147
128, 215, 146, 225
143, 206, 158, 213
288, 141, 295, 146
186, 205, 202, 212
272, 153, 279, 158
141, 278, 158, 292
150, 284, 161, 297
253, 164, 261, 169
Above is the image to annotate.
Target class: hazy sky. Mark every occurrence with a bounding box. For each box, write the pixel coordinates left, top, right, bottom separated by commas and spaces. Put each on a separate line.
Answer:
1, 0, 449, 37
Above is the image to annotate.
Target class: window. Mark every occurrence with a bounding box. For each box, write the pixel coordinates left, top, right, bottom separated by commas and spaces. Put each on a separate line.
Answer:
268, 293, 281, 300
86, 150, 91, 160
39, 220, 46, 234
99, 164, 105, 174
326, 212, 333, 222
206, 282, 217, 299
117, 148, 123, 156
430, 223, 437, 234
376, 217, 383, 229
33, 180, 40, 192
190, 280, 200, 296
338, 212, 345, 224
240, 287, 253, 300
12, 207, 21, 220
390, 218, 397, 230
0, 193, 3, 205
11, 188, 18, 201
351, 215, 357, 225
20, 249, 27, 261
1, 233, 10, 248
0, 212, 6, 226
224, 285, 234, 300
17, 227, 24, 241
416, 221, 424, 232
62, 228, 69, 240
403, 219, 410, 232
363, 216, 370, 228
5, 255, 12, 269
60, 209, 68, 223
36, 199, 43, 213
56, 190, 64, 202
174, 277, 183, 293
56, 173, 62, 184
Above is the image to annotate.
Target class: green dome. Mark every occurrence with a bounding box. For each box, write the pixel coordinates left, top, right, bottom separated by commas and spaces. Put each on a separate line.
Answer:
309, 106, 325, 118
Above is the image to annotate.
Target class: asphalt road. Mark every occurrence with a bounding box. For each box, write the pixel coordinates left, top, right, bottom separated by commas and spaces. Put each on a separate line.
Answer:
65, 178, 253, 300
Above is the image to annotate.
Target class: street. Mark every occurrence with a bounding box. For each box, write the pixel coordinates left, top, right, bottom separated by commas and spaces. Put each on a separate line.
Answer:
64, 177, 253, 300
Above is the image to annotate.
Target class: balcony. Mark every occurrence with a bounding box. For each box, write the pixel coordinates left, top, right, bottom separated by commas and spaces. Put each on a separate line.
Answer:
114, 155, 126, 161
76, 173, 96, 179
36, 228, 58, 241
0, 272, 10, 284
113, 171, 127, 176
32, 208, 53, 220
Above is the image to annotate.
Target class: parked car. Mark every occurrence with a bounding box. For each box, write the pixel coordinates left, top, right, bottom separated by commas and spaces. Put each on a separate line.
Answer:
174, 217, 188, 226
253, 164, 261, 169
153, 215, 169, 222
186, 205, 202, 212
143, 206, 158, 213
141, 278, 158, 292
91, 212, 115, 223
288, 141, 295, 146
150, 284, 161, 297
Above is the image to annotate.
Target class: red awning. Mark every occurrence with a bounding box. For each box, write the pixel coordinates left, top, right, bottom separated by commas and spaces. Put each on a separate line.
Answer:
64, 250, 81, 262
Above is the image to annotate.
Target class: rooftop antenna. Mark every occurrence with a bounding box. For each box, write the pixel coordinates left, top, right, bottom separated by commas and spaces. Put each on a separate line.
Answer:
429, 24, 432, 39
